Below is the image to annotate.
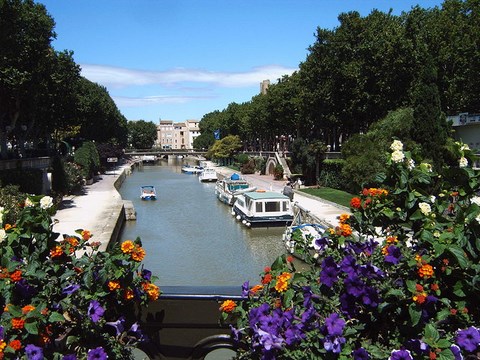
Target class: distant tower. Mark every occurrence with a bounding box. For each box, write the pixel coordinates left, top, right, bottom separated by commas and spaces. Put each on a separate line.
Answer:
260, 79, 270, 95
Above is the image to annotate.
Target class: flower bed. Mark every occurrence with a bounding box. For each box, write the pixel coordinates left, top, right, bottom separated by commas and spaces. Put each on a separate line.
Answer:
221, 141, 480, 359
0, 196, 159, 359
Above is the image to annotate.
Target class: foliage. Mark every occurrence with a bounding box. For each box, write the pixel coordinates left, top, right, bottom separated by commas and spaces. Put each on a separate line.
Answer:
0, 196, 160, 359
207, 135, 242, 160
222, 140, 480, 360
241, 159, 256, 175
318, 159, 347, 191
0, 184, 26, 225
273, 164, 284, 181
235, 153, 250, 166
300, 187, 354, 209
63, 161, 84, 195
127, 120, 157, 149
0, 169, 44, 195
254, 157, 267, 175
73, 141, 100, 180
95, 143, 124, 171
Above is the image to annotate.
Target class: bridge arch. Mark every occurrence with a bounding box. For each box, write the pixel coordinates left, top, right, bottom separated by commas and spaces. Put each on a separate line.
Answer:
265, 156, 278, 176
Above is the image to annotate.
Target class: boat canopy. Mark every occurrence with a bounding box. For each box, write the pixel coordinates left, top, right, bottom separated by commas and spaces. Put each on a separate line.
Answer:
244, 191, 289, 200
230, 173, 240, 180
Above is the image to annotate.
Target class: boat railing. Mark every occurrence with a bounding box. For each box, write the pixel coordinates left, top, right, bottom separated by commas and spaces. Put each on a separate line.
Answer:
137, 286, 242, 360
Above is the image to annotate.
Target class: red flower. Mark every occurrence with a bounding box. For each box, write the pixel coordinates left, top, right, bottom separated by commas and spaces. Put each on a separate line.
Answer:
350, 197, 361, 209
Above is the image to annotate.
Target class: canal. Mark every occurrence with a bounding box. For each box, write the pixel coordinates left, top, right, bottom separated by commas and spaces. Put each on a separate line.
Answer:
118, 159, 287, 287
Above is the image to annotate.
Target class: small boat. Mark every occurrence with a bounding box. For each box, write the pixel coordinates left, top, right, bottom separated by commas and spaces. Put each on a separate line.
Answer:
199, 167, 218, 182
215, 173, 256, 205
140, 185, 157, 200
283, 203, 327, 260
181, 165, 203, 174
231, 190, 293, 228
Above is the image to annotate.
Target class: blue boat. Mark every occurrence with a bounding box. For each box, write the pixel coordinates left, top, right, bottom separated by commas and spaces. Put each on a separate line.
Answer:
140, 185, 157, 200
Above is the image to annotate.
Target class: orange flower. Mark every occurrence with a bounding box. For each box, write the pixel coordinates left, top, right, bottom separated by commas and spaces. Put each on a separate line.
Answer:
274, 272, 292, 292
413, 293, 427, 304
350, 197, 361, 209
430, 283, 439, 291
386, 236, 398, 244
66, 236, 79, 247
337, 223, 352, 237
121, 240, 135, 254
8, 339, 21, 351
10, 270, 22, 282
0, 267, 9, 279
142, 282, 160, 301
286, 256, 293, 263
415, 284, 424, 292
50, 245, 64, 258
250, 284, 263, 295
81, 230, 91, 240
381, 246, 389, 256
220, 299, 237, 313
418, 264, 434, 278
261, 273, 272, 284
4, 224, 12, 231
22, 305, 35, 314
131, 245, 146, 262
0, 340, 6, 353
124, 288, 134, 301
339, 213, 350, 224
108, 280, 121, 291
11, 318, 25, 330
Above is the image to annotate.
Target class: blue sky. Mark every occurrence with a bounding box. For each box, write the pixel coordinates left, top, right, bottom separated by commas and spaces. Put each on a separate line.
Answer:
39, 0, 443, 123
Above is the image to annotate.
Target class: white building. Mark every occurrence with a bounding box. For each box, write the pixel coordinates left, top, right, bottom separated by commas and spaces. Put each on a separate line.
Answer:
156, 119, 200, 149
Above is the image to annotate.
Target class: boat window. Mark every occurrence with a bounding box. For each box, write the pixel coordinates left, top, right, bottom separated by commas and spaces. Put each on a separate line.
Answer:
265, 201, 281, 212
237, 199, 244, 207
256, 202, 263, 213
282, 201, 290, 211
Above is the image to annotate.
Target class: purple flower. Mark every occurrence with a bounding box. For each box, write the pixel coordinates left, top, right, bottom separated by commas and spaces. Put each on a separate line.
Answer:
340, 255, 357, 275
456, 326, 480, 352
128, 322, 146, 341
325, 313, 345, 336
256, 328, 284, 351
249, 303, 270, 325
345, 275, 365, 297
62, 355, 77, 360
284, 323, 305, 346
384, 245, 402, 264
340, 293, 357, 317
106, 316, 125, 336
362, 286, 380, 308
88, 300, 105, 323
87, 347, 108, 360
242, 281, 250, 298
25, 344, 44, 360
62, 284, 80, 295
405, 339, 429, 356
353, 347, 370, 359
230, 324, 242, 343
141, 268, 152, 281
15, 278, 37, 299
0, 325, 3, 339
323, 335, 345, 353
388, 349, 413, 360
450, 344, 463, 360
320, 256, 339, 288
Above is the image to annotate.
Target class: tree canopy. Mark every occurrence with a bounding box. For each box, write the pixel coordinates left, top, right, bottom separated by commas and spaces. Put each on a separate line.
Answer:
127, 120, 158, 149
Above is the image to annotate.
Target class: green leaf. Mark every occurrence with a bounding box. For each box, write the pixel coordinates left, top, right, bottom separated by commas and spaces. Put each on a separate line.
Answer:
438, 348, 455, 360
408, 303, 421, 326
424, 323, 439, 343
447, 245, 469, 268
24, 321, 39, 335
49, 311, 65, 322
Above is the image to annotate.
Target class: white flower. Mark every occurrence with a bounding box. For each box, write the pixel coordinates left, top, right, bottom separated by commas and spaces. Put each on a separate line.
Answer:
24, 198, 34, 207
40, 196, 53, 209
476, 213, 480, 224
459, 157, 468, 168
460, 144, 470, 151
391, 150, 405, 163
419, 202, 431, 216
472, 196, 480, 206
0, 206, 4, 225
0, 229, 5, 242
390, 140, 404, 152
406, 158, 415, 170
430, 195, 436, 203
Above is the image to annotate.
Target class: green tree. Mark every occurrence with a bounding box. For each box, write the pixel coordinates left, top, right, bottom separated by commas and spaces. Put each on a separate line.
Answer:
207, 135, 242, 162
127, 120, 157, 149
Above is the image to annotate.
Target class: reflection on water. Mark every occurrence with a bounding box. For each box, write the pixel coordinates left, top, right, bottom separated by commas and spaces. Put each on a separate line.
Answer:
118, 159, 288, 286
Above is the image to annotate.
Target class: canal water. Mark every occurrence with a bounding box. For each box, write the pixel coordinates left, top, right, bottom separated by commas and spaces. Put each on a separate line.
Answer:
118, 159, 287, 287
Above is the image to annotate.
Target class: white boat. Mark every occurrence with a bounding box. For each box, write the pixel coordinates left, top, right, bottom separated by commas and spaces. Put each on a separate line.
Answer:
181, 164, 203, 174
199, 167, 218, 182
215, 173, 256, 205
231, 190, 293, 228
140, 185, 157, 200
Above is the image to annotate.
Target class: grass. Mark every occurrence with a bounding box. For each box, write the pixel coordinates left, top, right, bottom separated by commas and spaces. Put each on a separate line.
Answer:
299, 187, 355, 208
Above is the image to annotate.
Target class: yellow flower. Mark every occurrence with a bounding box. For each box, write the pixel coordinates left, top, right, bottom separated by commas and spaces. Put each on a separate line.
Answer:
108, 280, 120, 291
274, 272, 292, 292
121, 240, 135, 254
220, 299, 237, 313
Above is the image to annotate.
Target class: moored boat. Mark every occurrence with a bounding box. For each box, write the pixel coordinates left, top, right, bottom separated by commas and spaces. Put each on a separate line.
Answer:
199, 167, 218, 182
140, 185, 157, 200
181, 164, 203, 174
215, 173, 256, 205
231, 190, 293, 228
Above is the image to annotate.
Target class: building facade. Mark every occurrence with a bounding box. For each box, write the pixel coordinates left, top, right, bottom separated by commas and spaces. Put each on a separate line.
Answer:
156, 119, 200, 149
448, 113, 480, 150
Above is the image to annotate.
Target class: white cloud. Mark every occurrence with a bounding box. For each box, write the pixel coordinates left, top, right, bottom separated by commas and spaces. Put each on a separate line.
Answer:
80, 64, 297, 89
114, 95, 216, 107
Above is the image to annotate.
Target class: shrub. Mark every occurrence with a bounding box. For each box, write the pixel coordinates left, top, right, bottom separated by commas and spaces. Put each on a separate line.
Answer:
0, 184, 26, 224
222, 140, 480, 359
254, 156, 266, 175
74, 141, 100, 179
235, 153, 250, 166
318, 159, 347, 190
241, 159, 256, 174
0, 169, 43, 195
0, 196, 160, 359
273, 164, 284, 180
